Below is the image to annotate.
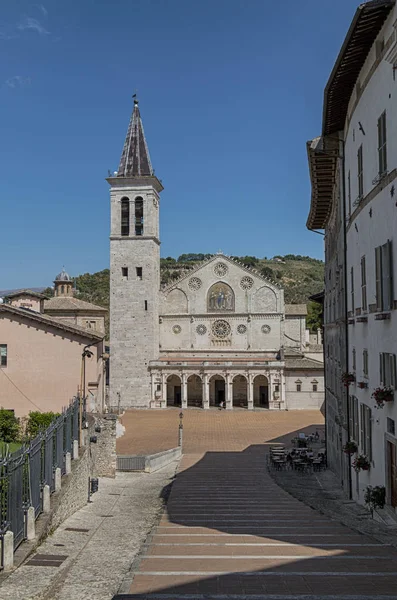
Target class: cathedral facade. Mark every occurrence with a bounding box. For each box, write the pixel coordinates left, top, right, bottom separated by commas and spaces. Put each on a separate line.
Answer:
108, 100, 324, 411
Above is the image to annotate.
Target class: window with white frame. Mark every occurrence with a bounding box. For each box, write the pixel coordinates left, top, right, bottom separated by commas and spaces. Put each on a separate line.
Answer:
360, 403, 372, 459
352, 347, 356, 371
378, 111, 387, 176
312, 380, 318, 392
363, 349, 368, 378
375, 240, 393, 311
295, 380, 302, 392
379, 352, 396, 387
361, 256, 367, 311
350, 267, 354, 312
357, 145, 364, 199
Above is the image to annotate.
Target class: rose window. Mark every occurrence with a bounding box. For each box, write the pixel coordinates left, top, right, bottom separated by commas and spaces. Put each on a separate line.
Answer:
196, 324, 207, 335
261, 324, 271, 334
240, 276, 254, 290
237, 324, 247, 334
213, 262, 228, 277
188, 277, 202, 291
172, 324, 182, 334
212, 319, 231, 338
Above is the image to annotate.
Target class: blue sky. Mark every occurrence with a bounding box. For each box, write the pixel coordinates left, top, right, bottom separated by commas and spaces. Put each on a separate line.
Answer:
1, 0, 360, 288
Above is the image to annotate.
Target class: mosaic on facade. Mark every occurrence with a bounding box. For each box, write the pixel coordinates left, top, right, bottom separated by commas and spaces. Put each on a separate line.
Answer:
207, 282, 234, 311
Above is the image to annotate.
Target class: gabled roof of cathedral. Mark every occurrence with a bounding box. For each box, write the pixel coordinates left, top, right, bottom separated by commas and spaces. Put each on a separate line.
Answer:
117, 98, 153, 177
161, 253, 283, 293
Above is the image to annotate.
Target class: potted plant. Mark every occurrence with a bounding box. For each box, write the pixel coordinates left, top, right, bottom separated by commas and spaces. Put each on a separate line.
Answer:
342, 372, 355, 387
352, 454, 370, 473
343, 440, 358, 455
372, 387, 393, 408
364, 485, 386, 517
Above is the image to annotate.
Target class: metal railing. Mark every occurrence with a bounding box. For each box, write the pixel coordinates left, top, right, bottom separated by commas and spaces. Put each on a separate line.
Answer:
0, 397, 80, 567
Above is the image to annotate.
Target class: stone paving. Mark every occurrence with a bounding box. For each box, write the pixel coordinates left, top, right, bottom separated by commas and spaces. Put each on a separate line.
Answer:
0, 467, 177, 600
117, 408, 324, 455
115, 411, 397, 600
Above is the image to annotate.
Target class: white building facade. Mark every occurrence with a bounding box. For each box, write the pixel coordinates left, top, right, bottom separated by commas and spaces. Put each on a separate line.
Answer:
307, 0, 397, 511
109, 99, 324, 412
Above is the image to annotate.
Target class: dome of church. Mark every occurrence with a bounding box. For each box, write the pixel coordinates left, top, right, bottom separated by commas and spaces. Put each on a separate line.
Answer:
55, 268, 71, 282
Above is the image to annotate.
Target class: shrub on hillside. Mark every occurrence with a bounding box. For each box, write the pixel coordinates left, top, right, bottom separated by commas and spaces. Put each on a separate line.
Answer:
26, 411, 60, 439
0, 409, 20, 443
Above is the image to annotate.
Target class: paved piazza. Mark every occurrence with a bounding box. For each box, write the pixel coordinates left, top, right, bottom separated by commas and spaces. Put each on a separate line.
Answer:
116, 408, 325, 455
116, 410, 397, 599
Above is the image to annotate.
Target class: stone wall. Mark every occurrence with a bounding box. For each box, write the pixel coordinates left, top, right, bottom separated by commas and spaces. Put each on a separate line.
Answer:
49, 414, 116, 530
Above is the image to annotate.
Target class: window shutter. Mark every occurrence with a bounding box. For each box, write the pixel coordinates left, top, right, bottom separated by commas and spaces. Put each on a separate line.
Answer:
375, 246, 382, 310
348, 396, 353, 439
360, 403, 365, 449
380, 353, 384, 386
366, 407, 372, 460
387, 240, 393, 310
354, 397, 359, 442
391, 354, 397, 388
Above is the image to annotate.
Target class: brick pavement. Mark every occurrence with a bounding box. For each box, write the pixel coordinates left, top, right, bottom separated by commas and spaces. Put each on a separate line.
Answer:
115, 410, 397, 600
116, 408, 324, 455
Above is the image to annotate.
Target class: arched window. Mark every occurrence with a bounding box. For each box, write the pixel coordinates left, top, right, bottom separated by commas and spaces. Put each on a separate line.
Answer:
135, 197, 143, 235
121, 198, 130, 236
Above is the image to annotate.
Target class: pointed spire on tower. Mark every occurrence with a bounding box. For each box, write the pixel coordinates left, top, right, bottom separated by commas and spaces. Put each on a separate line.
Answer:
117, 96, 154, 177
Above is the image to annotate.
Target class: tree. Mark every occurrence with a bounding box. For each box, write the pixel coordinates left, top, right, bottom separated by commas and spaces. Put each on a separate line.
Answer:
0, 409, 20, 443
261, 266, 274, 279
307, 301, 323, 332
238, 256, 259, 268
42, 287, 54, 297
26, 412, 59, 439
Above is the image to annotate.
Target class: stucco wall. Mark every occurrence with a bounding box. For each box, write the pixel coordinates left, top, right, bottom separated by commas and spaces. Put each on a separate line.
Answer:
285, 371, 324, 410
0, 312, 104, 417
343, 6, 397, 504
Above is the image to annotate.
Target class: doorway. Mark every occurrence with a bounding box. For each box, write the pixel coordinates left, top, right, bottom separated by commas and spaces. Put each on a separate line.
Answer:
166, 375, 181, 407
209, 375, 225, 407
233, 375, 248, 408
215, 380, 225, 405
254, 375, 269, 408
387, 441, 397, 509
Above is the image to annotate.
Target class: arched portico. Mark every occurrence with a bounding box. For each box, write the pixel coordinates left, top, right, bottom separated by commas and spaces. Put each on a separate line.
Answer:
209, 374, 226, 407
166, 374, 181, 407
232, 374, 248, 408
187, 374, 202, 408
254, 374, 269, 408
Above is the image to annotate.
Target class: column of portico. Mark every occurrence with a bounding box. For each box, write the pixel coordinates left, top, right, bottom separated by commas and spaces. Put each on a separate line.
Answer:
268, 371, 273, 408
280, 369, 286, 409
202, 373, 210, 409
181, 373, 188, 409
247, 373, 254, 410
161, 372, 167, 407
225, 373, 232, 410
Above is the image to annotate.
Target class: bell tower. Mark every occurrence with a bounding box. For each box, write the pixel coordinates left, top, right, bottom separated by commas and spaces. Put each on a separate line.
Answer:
107, 98, 163, 409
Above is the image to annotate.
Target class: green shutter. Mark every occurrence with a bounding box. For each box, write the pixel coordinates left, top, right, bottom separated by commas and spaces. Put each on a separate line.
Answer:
375, 246, 382, 310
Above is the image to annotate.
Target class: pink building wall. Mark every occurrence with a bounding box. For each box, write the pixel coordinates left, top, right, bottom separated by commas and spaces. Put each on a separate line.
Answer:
0, 312, 105, 417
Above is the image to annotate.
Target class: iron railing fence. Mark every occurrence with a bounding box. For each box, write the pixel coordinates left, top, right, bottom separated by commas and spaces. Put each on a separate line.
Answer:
0, 397, 80, 564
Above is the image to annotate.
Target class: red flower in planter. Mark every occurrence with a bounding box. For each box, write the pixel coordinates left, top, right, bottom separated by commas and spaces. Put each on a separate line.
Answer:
372, 387, 394, 408
352, 454, 370, 473
342, 372, 355, 387
343, 441, 358, 455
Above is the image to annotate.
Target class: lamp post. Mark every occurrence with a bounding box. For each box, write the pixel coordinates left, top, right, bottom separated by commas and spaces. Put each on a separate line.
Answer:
79, 345, 94, 445
178, 411, 184, 447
